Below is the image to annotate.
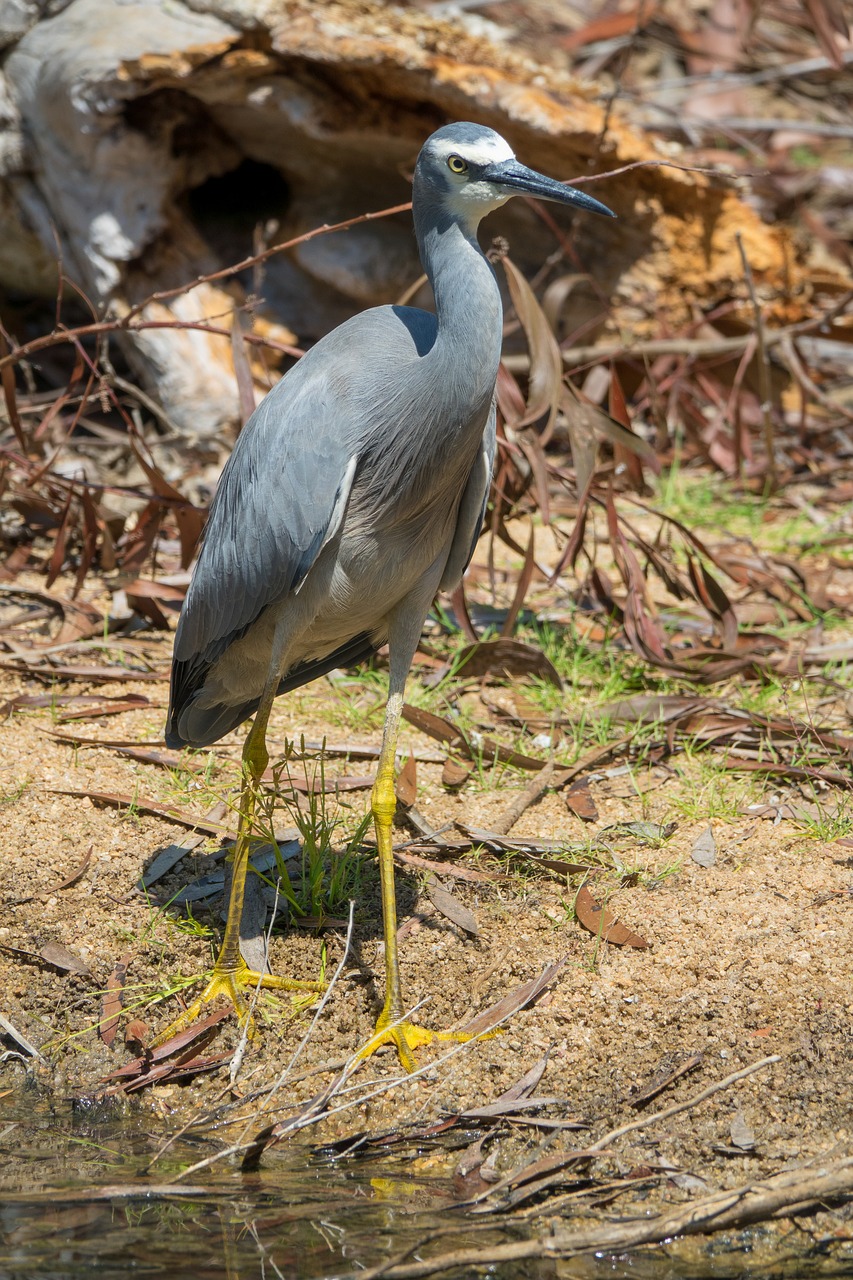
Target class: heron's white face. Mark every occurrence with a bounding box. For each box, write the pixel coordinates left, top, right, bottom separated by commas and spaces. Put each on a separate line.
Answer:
417, 122, 614, 233
426, 133, 518, 227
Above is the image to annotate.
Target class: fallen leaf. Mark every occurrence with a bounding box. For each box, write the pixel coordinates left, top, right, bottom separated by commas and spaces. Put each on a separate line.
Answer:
493, 1053, 550, 1103
101, 957, 129, 1047
124, 1020, 149, 1050
55, 845, 93, 890
730, 1111, 756, 1150
628, 1052, 704, 1108
393, 848, 494, 884
395, 755, 418, 808
461, 1096, 564, 1119
106, 1008, 232, 1081
0, 659, 161, 682
600, 820, 677, 844
442, 757, 472, 789
575, 886, 649, 948
401, 704, 466, 749
40, 942, 92, 977
691, 826, 717, 867
453, 638, 562, 687
564, 778, 598, 821
46, 789, 230, 834
462, 958, 567, 1037
427, 879, 480, 936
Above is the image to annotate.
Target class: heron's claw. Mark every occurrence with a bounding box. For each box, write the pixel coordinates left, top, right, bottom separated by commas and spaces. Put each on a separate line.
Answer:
153, 961, 325, 1046
356, 1010, 474, 1074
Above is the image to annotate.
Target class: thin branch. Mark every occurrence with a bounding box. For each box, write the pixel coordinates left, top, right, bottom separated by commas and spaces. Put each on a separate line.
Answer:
736, 231, 777, 491
588, 1054, 781, 1153
342, 1155, 853, 1279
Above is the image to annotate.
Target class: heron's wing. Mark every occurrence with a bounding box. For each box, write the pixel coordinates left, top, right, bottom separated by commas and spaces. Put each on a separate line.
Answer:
439, 403, 496, 592
171, 376, 358, 677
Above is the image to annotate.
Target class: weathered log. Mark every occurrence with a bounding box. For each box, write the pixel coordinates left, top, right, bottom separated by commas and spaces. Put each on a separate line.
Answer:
2, 0, 849, 433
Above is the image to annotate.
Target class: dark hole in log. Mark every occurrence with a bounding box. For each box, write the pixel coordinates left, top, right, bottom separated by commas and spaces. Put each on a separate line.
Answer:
187, 159, 291, 260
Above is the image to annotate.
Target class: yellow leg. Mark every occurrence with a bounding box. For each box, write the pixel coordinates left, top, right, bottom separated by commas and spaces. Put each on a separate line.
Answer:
155, 690, 323, 1044
356, 690, 473, 1072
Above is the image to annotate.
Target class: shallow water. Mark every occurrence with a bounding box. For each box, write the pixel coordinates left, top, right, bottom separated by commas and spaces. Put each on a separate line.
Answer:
1, 1091, 851, 1280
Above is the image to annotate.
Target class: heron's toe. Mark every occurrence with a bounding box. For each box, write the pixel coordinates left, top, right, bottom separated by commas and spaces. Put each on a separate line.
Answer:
356, 1016, 475, 1074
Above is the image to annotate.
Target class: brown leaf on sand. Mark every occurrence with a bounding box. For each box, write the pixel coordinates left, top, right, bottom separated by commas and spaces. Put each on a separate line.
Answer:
104, 1008, 232, 1084
452, 638, 562, 688
55, 845, 93, 890
401, 704, 466, 750
462, 958, 568, 1037
394, 754, 418, 808
564, 778, 598, 821
124, 1020, 149, 1052
39, 941, 92, 977
427, 879, 480, 936
101, 956, 129, 1047
402, 703, 547, 773
46, 789, 228, 835
442, 757, 473, 789
0, 587, 104, 646
575, 886, 649, 948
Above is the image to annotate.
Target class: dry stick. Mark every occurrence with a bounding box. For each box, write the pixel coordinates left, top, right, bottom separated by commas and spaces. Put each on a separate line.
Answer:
490, 734, 634, 836
350, 1157, 853, 1280
779, 332, 853, 426
587, 1053, 781, 1153
735, 231, 777, 491
461, 1054, 781, 1212
0, 202, 413, 377
499, 286, 853, 372
490, 757, 560, 837
121, 202, 414, 322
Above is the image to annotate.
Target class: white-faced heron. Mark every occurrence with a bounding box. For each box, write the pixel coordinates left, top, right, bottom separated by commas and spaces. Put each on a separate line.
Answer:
165, 121, 614, 1069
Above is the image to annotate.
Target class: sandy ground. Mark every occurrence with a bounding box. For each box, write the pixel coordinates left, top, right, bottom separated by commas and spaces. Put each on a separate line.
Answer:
0, 617, 850, 1224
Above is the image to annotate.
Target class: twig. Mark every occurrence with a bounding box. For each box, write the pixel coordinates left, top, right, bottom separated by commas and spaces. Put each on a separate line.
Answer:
588, 1054, 781, 1152
490, 758, 559, 836
0, 203, 412, 378
120, 203, 413, 323
644, 116, 853, 139
736, 232, 777, 491
779, 333, 853, 425
491, 734, 634, 837
499, 289, 853, 371
345, 1155, 853, 1279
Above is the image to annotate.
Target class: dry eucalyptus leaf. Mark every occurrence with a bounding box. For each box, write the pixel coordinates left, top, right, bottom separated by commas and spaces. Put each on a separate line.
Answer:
462, 958, 567, 1036
565, 778, 598, 821
100, 955, 129, 1046
427, 879, 480, 937
395, 755, 418, 808
730, 1111, 756, 1150
442, 757, 472, 789
40, 942, 92, 977
691, 826, 717, 867
575, 886, 649, 949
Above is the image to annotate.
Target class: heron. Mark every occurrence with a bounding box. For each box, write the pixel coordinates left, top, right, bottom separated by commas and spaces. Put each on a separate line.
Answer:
165, 121, 614, 1070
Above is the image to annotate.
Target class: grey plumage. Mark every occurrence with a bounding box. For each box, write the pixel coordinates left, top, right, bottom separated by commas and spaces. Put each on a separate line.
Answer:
167, 122, 613, 754
161, 121, 613, 1069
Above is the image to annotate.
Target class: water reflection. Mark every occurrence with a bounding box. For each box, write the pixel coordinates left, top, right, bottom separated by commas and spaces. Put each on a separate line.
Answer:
0, 1093, 848, 1280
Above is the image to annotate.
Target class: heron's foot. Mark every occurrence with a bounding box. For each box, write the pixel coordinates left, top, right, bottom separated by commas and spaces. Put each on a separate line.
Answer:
153, 961, 325, 1046
356, 1008, 475, 1074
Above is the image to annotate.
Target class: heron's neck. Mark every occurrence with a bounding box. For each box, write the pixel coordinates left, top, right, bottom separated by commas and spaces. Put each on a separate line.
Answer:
416, 214, 503, 403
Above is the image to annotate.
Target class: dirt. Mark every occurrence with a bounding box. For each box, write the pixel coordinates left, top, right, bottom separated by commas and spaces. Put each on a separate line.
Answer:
1, 604, 851, 1219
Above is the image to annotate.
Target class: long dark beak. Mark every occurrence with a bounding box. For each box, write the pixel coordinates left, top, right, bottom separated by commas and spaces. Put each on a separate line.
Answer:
481, 157, 615, 218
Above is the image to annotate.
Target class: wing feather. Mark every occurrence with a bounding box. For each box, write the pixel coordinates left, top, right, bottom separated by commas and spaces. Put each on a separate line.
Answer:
439, 403, 496, 591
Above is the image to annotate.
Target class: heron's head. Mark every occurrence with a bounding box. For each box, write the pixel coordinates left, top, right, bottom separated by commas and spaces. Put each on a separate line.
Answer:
414, 122, 614, 232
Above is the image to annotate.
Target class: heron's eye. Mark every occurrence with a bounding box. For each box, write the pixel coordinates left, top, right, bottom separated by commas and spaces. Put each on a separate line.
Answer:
447, 154, 468, 174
